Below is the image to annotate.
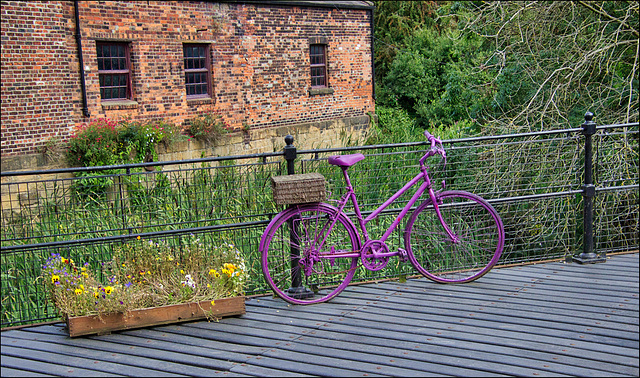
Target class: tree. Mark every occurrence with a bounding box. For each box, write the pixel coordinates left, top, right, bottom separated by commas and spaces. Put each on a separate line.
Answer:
453, 1, 639, 131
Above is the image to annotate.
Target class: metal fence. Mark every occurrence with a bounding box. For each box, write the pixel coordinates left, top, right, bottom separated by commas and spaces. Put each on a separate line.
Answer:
1, 116, 638, 328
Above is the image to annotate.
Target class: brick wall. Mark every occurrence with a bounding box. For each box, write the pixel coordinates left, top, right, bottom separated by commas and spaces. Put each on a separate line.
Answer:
1, 1, 374, 164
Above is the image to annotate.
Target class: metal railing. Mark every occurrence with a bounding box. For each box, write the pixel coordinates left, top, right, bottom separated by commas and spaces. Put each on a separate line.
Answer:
1, 114, 637, 327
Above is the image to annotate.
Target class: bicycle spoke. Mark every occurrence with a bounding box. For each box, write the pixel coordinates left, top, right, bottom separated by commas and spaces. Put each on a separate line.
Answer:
261, 204, 359, 304
406, 191, 504, 283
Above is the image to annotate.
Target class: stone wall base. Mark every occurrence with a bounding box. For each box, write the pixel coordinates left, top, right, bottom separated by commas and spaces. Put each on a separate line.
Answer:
1, 115, 373, 219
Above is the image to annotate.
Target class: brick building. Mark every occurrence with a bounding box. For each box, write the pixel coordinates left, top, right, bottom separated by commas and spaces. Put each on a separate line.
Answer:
1, 0, 375, 169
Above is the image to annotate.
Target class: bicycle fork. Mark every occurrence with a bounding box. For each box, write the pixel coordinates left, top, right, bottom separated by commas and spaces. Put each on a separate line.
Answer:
420, 165, 459, 244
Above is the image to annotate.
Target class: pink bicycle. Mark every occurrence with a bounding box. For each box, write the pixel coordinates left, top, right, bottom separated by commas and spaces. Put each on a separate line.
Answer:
260, 131, 505, 304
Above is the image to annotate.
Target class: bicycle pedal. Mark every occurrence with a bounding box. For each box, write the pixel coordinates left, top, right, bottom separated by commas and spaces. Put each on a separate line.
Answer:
397, 248, 408, 262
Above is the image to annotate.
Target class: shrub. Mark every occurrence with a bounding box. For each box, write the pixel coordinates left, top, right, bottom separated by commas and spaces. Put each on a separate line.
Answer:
67, 118, 121, 167
186, 112, 229, 144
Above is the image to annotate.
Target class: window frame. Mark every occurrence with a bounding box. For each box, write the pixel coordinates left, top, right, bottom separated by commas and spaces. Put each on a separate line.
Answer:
183, 43, 212, 99
96, 41, 133, 101
309, 44, 328, 88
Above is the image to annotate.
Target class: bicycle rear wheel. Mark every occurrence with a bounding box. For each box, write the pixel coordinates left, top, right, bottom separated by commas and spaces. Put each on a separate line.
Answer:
260, 203, 360, 304
405, 190, 504, 283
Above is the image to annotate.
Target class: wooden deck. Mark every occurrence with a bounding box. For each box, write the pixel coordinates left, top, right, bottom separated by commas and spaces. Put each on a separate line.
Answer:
2, 253, 638, 377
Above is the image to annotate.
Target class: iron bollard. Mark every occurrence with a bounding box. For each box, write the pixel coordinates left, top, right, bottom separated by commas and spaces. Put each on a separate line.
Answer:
572, 112, 606, 264
283, 135, 314, 298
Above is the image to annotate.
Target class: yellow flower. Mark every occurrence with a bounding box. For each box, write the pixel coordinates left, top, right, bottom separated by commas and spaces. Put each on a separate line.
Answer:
81, 272, 89, 278
208, 269, 217, 276
61, 258, 69, 264
210, 300, 215, 306
207, 284, 211, 288
74, 288, 83, 295
137, 236, 141, 240
79, 284, 84, 291
93, 292, 100, 298
81, 267, 87, 272
104, 286, 114, 295
51, 275, 60, 284
180, 269, 184, 275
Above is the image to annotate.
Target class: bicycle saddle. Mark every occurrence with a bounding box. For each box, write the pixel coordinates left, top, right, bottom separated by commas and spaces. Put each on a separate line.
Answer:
328, 153, 365, 167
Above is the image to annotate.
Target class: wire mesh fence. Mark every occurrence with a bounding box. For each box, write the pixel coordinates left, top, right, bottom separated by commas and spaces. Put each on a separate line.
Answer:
1, 123, 638, 327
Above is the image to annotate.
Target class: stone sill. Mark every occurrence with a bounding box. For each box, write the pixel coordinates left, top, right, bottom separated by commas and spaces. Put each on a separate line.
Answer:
101, 100, 139, 110
187, 97, 214, 106
308, 87, 334, 96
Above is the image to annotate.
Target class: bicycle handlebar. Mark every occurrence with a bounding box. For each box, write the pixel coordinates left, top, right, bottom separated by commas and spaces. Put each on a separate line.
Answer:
420, 130, 446, 166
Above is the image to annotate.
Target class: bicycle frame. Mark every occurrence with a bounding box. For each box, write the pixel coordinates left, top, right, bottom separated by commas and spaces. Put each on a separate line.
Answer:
323, 153, 455, 260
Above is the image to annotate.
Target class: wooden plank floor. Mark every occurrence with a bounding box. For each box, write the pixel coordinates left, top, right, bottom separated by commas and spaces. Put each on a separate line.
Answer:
2, 253, 638, 377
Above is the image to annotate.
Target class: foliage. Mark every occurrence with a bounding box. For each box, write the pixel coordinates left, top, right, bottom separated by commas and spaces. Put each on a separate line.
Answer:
66, 118, 184, 200
373, 1, 445, 82
381, 27, 493, 129
119, 119, 182, 163
374, 1, 638, 134
451, 0, 639, 131
366, 106, 423, 145
186, 111, 230, 144
40, 235, 245, 319
67, 119, 122, 167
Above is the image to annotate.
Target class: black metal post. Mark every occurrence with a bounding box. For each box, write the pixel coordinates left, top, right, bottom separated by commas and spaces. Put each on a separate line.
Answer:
283, 135, 314, 298
572, 112, 606, 264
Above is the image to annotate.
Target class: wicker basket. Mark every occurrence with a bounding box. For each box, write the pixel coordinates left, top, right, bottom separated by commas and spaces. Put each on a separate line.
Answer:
271, 173, 326, 205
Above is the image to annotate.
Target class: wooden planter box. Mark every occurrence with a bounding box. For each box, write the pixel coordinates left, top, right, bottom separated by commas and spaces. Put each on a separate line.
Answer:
66, 296, 245, 337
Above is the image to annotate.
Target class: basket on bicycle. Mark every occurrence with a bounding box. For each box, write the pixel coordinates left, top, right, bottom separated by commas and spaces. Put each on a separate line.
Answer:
271, 173, 326, 205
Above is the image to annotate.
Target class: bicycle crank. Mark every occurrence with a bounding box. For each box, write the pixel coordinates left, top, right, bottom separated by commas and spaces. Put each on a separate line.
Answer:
360, 240, 390, 271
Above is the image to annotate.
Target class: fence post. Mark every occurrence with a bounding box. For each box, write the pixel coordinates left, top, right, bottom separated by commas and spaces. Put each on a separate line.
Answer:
283, 135, 314, 299
572, 112, 606, 264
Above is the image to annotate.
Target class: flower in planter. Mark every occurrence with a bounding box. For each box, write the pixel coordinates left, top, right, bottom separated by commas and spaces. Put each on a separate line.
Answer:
40, 235, 246, 320
181, 274, 196, 289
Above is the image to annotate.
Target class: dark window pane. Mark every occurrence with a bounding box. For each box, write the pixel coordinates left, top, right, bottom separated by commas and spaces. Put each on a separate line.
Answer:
118, 45, 124, 56
98, 59, 104, 70
104, 75, 111, 86
119, 87, 126, 98
104, 59, 111, 70
184, 44, 209, 97
97, 46, 103, 58
105, 88, 112, 99
110, 45, 116, 57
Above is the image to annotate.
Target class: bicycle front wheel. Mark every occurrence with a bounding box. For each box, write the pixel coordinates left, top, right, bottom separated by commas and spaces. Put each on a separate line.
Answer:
260, 203, 360, 304
405, 190, 504, 283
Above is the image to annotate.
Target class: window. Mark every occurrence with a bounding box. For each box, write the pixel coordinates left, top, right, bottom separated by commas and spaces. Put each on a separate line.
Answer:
96, 42, 132, 101
183, 44, 211, 98
310, 44, 327, 87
